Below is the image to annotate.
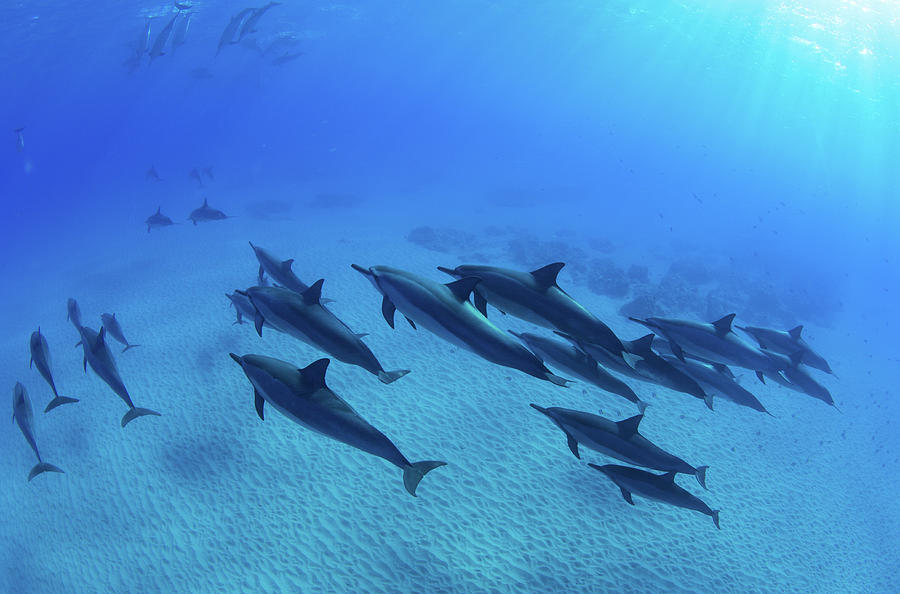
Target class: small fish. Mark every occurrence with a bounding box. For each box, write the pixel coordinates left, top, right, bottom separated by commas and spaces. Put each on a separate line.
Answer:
14, 127, 25, 152
101, 313, 141, 353
146, 165, 161, 181
190, 167, 204, 186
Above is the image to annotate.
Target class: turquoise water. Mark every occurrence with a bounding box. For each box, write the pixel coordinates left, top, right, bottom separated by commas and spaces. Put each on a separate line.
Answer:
2, 1, 898, 592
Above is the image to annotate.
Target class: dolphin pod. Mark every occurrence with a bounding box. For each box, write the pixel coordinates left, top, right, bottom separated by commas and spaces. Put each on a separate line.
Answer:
352, 264, 568, 387
230, 354, 445, 496
12, 382, 64, 481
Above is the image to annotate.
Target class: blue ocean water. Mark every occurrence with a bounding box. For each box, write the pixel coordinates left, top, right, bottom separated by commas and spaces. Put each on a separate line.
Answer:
1, 0, 898, 591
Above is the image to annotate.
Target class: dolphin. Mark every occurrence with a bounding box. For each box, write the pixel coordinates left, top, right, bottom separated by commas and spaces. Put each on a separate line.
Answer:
188, 197, 230, 225
146, 165, 162, 181
67, 297, 83, 330
146, 206, 176, 232
12, 382, 64, 481
227, 290, 261, 326
149, 15, 177, 62
352, 265, 568, 386
230, 354, 445, 496
171, 11, 191, 53
217, 8, 255, 55
189, 167, 204, 186
76, 326, 160, 426
174, 1, 192, 10
437, 263, 624, 355
202, 165, 214, 181
511, 331, 646, 413
14, 127, 25, 152
239, 2, 282, 41
779, 355, 836, 407
737, 324, 834, 375
531, 405, 708, 488
271, 52, 304, 66
29, 328, 79, 412
248, 241, 311, 294
101, 313, 141, 352
243, 284, 409, 384
588, 464, 720, 529
630, 314, 790, 378
653, 337, 735, 378
661, 355, 771, 415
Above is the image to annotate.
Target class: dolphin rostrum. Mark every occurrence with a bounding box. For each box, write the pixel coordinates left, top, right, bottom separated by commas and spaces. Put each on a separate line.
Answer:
243, 284, 409, 384
12, 382, 64, 481
188, 197, 229, 225
437, 263, 624, 355
352, 264, 568, 386
146, 206, 176, 232
512, 331, 646, 413
738, 324, 834, 375
30, 328, 79, 412
76, 325, 160, 426
230, 354, 445, 496
589, 463, 720, 529
101, 313, 141, 352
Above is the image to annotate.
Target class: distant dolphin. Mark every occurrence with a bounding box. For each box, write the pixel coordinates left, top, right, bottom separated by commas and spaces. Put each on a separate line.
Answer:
589, 463, 720, 529
531, 405, 708, 488
511, 331, 646, 413
661, 355, 771, 415
352, 264, 568, 386
271, 52, 303, 66
146, 165, 162, 181
189, 167, 204, 186
188, 197, 230, 225
30, 328, 79, 412
779, 354, 836, 407
101, 313, 141, 352
437, 263, 624, 356
76, 326, 160, 426
145, 206, 176, 232
631, 314, 790, 379
171, 11, 191, 52
230, 354, 445, 496
14, 127, 25, 152
67, 297, 83, 330
149, 15, 177, 62
217, 8, 255, 55
12, 382, 64, 481
247, 242, 334, 301
737, 324, 834, 375
124, 20, 152, 71
174, 1, 192, 10
243, 284, 410, 384
202, 165, 214, 181
239, 2, 282, 41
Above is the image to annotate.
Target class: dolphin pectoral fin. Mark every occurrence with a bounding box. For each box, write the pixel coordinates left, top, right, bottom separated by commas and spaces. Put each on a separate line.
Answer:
662, 471, 677, 482
354, 333, 369, 339
473, 292, 488, 317
28, 462, 64, 481
258, 265, 265, 281
695, 465, 709, 490
121, 407, 161, 427
44, 396, 79, 413
620, 487, 634, 505
711, 362, 731, 376
381, 296, 396, 329
402, 460, 447, 497
83, 357, 87, 372
254, 312, 265, 337
122, 344, 141, 353
377, 369, 410, 384
756, 371, 766, 384
404, 316, 416, 330
622, 352, 643, 369
566, 433, 580, 459
712, 510, 721, 529
669, 340, 686, 362
29, 357, 33, 368
255, 390, 265, 420
704, 394, 715, 411
546, 373, 569, 387
321, 298, 337, 305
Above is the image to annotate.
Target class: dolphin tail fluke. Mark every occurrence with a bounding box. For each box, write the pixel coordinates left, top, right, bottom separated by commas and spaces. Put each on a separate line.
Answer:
377, 369, 411, 384
28, 462, 64, 481
44, 396, 80, 413
122, 344, 142, 353
402, 460, 446, 497
695, 465, 709, 490
712, 510, 721, 530
121, 407, 161, 427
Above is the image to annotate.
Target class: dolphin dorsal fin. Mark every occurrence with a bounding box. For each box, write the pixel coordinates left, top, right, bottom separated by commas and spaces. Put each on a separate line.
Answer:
446, 277, 480, 302
281, 258, 294, 271
95, 327, 107, 352
617, 414, 643, 436
156, 206, 161, 214
299, 358, 330, 388
530, 262, 565, 289
629, 334, 655, 355
202, 197, 208, 207
302, 279, 325, 305
712, 313, 736, 336
789, 325, 803, 340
